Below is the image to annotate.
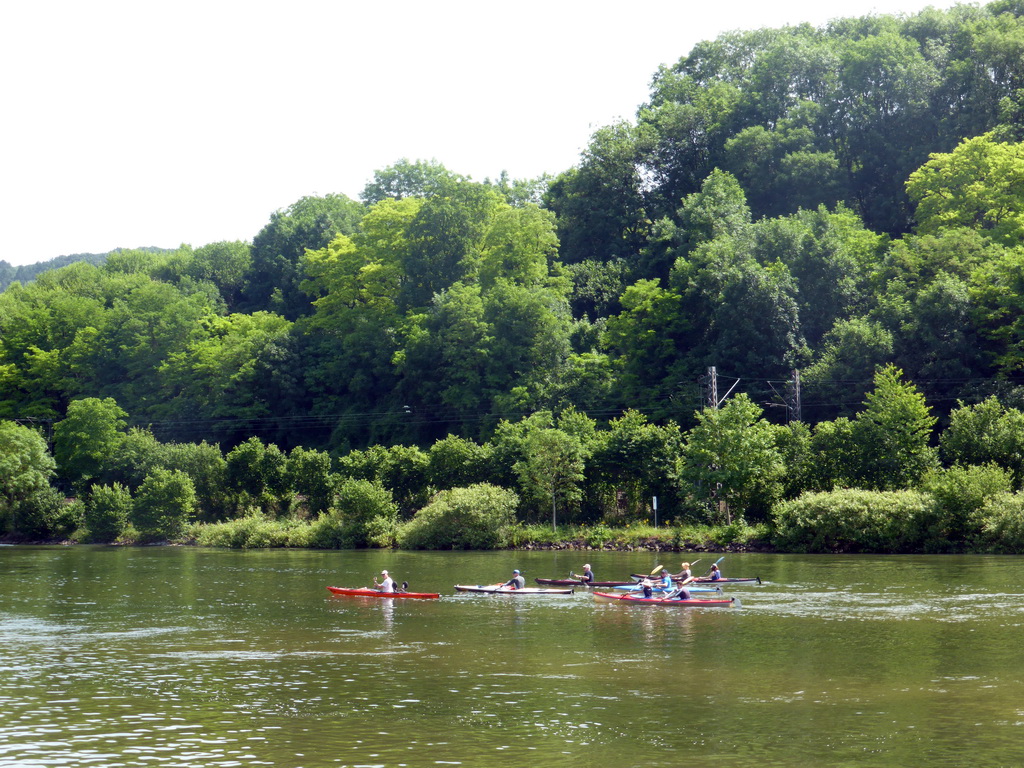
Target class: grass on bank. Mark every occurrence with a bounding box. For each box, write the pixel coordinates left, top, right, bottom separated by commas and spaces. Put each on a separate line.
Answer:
173, 515, 770, 550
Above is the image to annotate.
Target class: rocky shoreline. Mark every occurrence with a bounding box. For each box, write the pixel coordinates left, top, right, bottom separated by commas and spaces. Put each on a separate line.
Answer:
514, 538, 777, 553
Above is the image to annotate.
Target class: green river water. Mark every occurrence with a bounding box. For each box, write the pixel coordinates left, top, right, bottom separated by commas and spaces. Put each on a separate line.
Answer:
1, 546, 1023, 767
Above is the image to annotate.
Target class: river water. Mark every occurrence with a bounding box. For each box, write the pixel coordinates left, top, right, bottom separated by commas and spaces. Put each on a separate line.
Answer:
1, 546, 1023, 767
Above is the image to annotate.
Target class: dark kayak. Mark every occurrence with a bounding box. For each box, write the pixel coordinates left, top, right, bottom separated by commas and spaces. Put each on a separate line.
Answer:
534, 578, 633, 587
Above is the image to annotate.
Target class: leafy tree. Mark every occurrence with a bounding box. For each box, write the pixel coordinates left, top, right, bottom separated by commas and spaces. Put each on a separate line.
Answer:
921, 463, 1013, 551
750, 205, 880, 348
564, 258, 631, 319
100, 427, 170, 490
243, 194, 364, 318
285, 446, 335, 517
224, 438, 289, 514
514, 427, 587, 527
0, 420, 56, 514
803, 417, 860, 491
907, 133, 1024, 246
544, 121, 651, 265
132, 468, 197, 542
397, 181, 501, 311
979, 491, 1024, 553
941, 397, 1024, 487
588, 410, 684, 520
53, 397, 127, 492
186, 241, 252, 311
361, 158, 465, 204
11, 487, 81, 541
308, 478, 398, 549
849, 365, 938, 490
802, 318, 895, 421
679, 393, 785, 523
337, 444, 430, 518
165, 441, 229, 521
427, 434, 493, 491
85, 483, 132, 542
156, 311, 293, 433
601, 279, 692, 419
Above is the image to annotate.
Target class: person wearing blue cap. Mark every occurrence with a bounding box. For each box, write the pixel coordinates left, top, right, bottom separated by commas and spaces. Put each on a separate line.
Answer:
502, 569, 525, 589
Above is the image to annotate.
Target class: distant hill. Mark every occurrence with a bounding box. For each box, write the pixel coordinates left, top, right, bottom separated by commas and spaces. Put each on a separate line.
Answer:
0, 248, 170, 291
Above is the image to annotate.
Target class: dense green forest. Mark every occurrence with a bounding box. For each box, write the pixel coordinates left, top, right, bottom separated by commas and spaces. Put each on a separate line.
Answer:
4, 1, 1024, 552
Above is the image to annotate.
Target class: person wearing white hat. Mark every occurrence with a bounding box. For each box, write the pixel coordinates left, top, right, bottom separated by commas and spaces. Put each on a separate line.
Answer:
577, 564, 594, 584
374, 569, 395, 593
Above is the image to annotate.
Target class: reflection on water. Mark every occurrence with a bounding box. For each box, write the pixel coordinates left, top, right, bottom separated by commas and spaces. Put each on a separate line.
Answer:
2, 548, 1024, 766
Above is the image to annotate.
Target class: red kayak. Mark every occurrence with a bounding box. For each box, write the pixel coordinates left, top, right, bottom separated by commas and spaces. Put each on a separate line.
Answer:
327, 586, 439, 599
593, 591, 735, 607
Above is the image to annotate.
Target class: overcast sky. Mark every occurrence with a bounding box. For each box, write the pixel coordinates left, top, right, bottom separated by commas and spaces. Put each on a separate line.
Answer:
1, 0, 964, 266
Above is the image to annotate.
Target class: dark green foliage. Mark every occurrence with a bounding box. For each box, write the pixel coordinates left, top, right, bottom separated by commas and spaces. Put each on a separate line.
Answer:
243, 194, 364, 319
307, 479, 398, 549
132, 469, 197, 542
10, 487, 82, 541
919, 464, 1013, 551
941, 397, 1024, 487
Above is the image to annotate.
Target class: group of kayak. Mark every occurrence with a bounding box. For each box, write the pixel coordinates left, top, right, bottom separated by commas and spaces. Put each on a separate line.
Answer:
326, 558, 760, 608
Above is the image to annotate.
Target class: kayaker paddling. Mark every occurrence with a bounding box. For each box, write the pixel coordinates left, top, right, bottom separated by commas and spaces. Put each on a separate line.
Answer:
640, 577, 654, 599
658, 568, 674, 591
673, 562, 694, 580
502, 569, 525, 590
661, 574, 697, 601
572, 564, 594, 584
373, 569, 396, 593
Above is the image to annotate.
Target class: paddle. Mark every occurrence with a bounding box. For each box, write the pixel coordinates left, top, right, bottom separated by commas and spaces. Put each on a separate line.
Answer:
649, 564, 664, 575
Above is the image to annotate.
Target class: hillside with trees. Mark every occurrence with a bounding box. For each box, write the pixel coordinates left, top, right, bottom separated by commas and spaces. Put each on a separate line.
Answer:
3, 2, 1024, 552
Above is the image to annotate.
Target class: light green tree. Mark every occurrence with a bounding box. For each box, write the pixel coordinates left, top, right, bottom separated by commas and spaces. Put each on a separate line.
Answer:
907, 133, 1024, 246
513, 428, 586, 528
53, 397, 127, 492
850, 365, 938, 490
679, 393, 785, 523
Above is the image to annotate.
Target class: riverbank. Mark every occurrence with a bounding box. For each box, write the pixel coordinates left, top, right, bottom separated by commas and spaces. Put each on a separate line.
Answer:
1, 521, 776, 552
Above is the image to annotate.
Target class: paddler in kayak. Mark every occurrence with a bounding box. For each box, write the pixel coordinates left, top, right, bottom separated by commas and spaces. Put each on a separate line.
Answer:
657, 568, 674, 591
708, 563, 723, 581
663, 574, 697, 601
673, 562, 694, 580
502, 569, 526, 589
640, 577, 655, 598
575, 564, 594, 584
373, 569, 396, 593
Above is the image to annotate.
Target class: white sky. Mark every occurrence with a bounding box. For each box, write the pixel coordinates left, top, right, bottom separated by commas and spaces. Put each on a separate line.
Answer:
1, 0, 965, 266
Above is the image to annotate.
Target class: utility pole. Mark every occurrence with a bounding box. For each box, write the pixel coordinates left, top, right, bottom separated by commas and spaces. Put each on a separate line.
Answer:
707, 366, 719, 410
787, 369, 802, 423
